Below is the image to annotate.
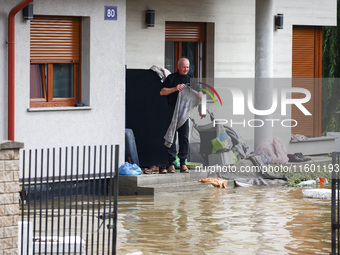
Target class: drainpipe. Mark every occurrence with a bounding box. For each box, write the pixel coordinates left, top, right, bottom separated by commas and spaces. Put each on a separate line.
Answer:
8, 0, 34, 141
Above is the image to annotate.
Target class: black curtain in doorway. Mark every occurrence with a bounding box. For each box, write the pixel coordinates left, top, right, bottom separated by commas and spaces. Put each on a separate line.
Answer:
125, 69, 168, 167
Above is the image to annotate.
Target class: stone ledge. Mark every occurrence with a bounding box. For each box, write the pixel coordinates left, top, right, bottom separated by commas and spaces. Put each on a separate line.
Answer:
0, 141, 24, 150
290, 136, 335, 143
288, 137, 335, 155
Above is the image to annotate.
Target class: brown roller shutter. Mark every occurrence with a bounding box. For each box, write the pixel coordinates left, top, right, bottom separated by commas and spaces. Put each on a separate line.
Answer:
292, 26, 322, 137
30, 16, 81, 63
165, 22, 206, 42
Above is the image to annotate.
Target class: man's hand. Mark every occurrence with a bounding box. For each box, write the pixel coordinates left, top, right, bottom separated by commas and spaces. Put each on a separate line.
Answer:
176, 84, 184, 91
197, 91, 203, 99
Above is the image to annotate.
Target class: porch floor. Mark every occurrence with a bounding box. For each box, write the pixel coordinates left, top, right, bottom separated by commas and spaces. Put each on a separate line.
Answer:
119, 156, 332, 196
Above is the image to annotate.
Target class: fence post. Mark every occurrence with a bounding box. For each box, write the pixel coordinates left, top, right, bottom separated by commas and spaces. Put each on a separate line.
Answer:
0, 140, 24, 255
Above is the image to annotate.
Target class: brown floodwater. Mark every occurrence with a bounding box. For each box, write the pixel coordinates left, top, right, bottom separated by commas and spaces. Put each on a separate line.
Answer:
116, 186, 331, 255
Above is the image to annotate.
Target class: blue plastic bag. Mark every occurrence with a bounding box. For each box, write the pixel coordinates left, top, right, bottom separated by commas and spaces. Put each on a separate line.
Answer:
119, 162, 142, 175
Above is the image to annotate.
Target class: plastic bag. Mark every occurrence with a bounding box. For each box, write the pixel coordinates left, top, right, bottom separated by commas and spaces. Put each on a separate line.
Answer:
211, 137, 225, 154
211, 125, 233, 154
174, 153, 186, 168
119, 162, 142, 175
297, 180, 316, 186
255, 138, 288, 164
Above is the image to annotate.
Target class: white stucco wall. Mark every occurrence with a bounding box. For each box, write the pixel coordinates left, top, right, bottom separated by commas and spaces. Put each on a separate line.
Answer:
126, 0, 256, 78
1, 0, 126, 160
126, 0, 336, 78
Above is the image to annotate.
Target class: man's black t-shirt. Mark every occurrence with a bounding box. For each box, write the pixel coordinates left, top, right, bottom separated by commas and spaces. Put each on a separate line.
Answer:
162, 72, 191, 107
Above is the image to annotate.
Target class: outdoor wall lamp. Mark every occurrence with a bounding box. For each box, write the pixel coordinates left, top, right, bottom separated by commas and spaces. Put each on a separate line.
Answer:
23, 3, 33, 20
275, 13, 284, 29
146, 10, 155, 27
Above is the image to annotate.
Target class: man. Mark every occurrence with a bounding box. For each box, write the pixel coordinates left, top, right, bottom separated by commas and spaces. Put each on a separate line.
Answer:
160, 58, 200, 174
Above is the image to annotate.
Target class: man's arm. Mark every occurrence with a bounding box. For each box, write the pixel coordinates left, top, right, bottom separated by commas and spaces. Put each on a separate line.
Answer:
160, 84, 184, 96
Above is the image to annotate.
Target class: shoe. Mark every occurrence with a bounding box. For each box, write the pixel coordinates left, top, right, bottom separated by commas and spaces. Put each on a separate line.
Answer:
143, 165, 159, 174
159, 166, 167, 174
287, 154, 304, 163
180, 165, 189, 173
167, 165, 176, 173
294, 152, 311, 162
143, 168, 152, 174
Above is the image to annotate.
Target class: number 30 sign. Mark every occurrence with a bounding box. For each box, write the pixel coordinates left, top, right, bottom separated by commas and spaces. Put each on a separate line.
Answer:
105, 6, 117, 20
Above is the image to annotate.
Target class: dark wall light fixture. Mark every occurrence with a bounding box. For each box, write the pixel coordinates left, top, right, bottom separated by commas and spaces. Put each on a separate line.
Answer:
146, 10, 155, 27
275, 13, 284, 29
23, 3, 33, 20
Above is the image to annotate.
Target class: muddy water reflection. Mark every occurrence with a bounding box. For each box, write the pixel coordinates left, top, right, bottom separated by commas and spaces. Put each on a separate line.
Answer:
117, 186, 331, 254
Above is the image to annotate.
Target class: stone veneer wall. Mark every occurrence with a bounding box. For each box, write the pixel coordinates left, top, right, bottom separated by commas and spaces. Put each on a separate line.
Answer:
0, 141, 24, 255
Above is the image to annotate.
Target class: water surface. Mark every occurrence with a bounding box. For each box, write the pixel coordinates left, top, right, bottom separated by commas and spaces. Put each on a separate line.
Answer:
117, 186, 331, 255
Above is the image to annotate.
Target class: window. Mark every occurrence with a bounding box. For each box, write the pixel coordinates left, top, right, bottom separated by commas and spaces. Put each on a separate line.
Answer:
165, 22, 206, 79
30, 16, 81, 107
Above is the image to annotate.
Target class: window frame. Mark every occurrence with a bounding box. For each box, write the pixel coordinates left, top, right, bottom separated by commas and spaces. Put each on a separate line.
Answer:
29, 16, 81, 108
165, 22, 207, 78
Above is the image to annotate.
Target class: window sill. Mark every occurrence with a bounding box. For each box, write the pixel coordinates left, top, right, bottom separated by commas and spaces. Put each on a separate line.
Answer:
27, 106, 92, 112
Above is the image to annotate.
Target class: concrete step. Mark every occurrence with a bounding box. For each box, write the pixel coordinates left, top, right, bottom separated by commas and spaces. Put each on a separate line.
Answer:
119, 170, 231, 195
136, 181, 209, 195
137, 180, 234, 195
119, 170, 208, 186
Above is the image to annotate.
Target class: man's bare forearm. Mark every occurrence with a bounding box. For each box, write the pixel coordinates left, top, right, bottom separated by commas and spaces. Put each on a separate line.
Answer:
160, 84, 184, 96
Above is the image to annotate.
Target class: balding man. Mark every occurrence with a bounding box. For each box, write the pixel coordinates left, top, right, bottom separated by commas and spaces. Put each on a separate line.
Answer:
160, 58, 194, 174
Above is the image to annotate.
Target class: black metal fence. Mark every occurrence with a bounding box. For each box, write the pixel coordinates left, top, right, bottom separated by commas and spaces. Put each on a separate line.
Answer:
332, 152, 340, 255
19, 145, 119, 255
